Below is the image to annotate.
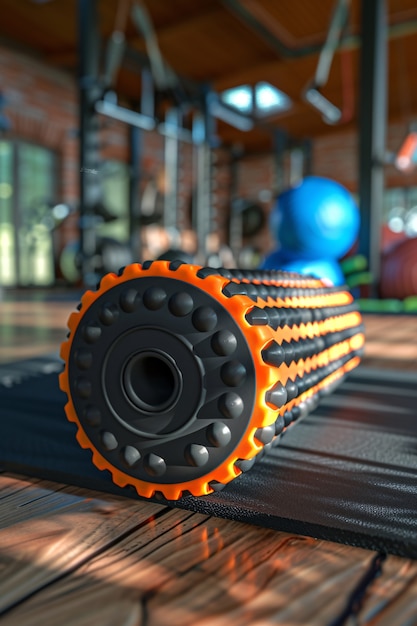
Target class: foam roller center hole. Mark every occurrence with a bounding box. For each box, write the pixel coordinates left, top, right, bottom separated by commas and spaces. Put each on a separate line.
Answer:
123, 350, 182, 415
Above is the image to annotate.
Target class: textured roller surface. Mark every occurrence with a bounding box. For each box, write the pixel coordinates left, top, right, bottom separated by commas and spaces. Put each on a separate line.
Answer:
59, 261, 365, 500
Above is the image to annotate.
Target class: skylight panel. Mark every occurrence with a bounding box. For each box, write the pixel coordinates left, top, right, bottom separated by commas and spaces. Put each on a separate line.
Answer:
220, 82, 292, 118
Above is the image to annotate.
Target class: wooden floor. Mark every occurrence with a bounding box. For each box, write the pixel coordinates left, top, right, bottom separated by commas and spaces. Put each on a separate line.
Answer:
1, 293, 417, 625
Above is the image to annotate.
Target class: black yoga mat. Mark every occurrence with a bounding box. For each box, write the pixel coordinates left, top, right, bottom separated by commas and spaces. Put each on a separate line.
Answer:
1, 355, 416, 558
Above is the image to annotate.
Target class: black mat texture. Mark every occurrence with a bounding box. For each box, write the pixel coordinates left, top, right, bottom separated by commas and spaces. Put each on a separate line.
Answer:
1, 356, 416, 558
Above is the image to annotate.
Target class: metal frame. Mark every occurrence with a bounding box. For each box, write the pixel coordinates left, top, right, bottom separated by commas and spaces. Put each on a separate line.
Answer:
78, 2, 295, 271
78, 0, 103, 287
358, 0, 387, 296
129, 124, 141, 261
192, 107, 213, 263
163, 108, 180, 231
273, 129, 288, 194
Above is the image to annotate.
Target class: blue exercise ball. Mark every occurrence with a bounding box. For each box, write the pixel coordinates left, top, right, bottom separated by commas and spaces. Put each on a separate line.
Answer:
260, 249, 346, 286
271, 176, 360, 259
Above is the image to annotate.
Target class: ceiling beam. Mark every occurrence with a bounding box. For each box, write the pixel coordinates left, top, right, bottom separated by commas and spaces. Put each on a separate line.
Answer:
44, 49, 78, 66
222, 0, 329, 55
213, 16, 417, 92
221, 0, 325, 58
222, 0, 417, 62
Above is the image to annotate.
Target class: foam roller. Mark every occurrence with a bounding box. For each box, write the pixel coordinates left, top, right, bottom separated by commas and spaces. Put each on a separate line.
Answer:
60, 261, 365, 500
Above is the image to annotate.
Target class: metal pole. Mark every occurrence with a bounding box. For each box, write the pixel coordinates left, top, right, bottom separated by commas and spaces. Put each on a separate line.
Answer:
129, 67, 155, 263
303, 139, 313, 177
273, 129, 287, 194
289, 147, 304, 186
78, 0, 102, 287
140, 67, 155, 119
129, 124, 142, 261
95, 99, 194, 142
358, 0, 387, 296
228, 147, 243, 260
163, 108, 180, 231
95, 99, 156, 131
192, 111, 212, 264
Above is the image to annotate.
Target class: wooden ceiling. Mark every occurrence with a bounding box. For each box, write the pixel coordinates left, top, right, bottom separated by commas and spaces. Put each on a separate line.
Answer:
1, 0, 417, 152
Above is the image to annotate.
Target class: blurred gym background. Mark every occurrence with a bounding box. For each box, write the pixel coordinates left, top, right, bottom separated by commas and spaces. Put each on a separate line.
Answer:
0, 0, 417, 309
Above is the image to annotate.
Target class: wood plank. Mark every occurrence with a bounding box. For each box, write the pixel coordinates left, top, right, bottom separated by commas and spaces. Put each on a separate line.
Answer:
146, 530, 377, 626
361, 314, 417, 370
0, 506, 202, 625
0, 304, 416, 623
0, 300, 75, 365
0, 475, 165, 615
0, 474, 69, 528
357, 554, 417, 624
0, 475, 123, 530
0, 487, 379, 626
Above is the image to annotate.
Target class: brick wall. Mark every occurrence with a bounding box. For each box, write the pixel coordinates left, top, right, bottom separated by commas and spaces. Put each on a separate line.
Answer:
312, 131, 358, 191
0, 46, 78, 202
312, 121, 417, 191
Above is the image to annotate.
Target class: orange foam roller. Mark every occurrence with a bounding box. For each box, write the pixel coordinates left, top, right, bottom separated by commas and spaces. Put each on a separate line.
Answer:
60, 261, 365, 500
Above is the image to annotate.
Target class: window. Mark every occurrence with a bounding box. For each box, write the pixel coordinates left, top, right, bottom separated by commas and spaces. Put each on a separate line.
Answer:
0, 141, 14, 285
220, 82, 292, 118
221, 85, 253, 114
255, 82, 292, 116
0, 141, 56, 286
